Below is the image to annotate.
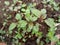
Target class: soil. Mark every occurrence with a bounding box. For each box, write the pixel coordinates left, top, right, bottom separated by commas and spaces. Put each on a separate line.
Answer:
0, 42, 6, 45
0, 0, 60, 45
25, 38, 37, 45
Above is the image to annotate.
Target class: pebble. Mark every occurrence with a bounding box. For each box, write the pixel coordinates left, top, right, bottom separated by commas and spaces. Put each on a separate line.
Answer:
0, 1, 1, 3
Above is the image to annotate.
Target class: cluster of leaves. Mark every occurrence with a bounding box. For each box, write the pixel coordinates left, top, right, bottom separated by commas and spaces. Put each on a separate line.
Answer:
42, 0, 60, 11
0, 0, 60, 45
0, 0, 47, 44
45, 18, 58, 42
56, 40, 60, 45
8, 2, 45, 44
8, 3, 47, 45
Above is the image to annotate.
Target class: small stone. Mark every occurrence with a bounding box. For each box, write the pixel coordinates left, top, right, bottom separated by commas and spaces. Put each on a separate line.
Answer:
9, 6, 13, 11
11, 4, 14, 7
6, 9, 9, 11
0, 1, 1, 3
4, 13, 6, 16
2, 8, 5, 11
17, 6, 21, 9
18, 11, 20, 13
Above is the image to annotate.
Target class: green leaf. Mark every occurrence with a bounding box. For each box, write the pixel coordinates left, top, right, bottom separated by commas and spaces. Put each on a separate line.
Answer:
9, 23, 16, 31
25, 15, 38, 22
18, 20, 27, 28
54, 6, 59, 11
22, 4, 26, 7
32, 23, 39, 34
0, 30, 6, 34
58, 16, 60, 19
40, 41, 44, 45
51, 36, 58, 41
36, 32, 42, 37
41, 14, 47, 19
4, 1, 10, 6
30, 16, 38, 21
31, 8, 41, 17
41, 9, 47, 14
15, 33, 22, 39
25, 9, 38, 21
28, 23, 33, 30
27, 4, 34, 8
13, 0, 18, 4
25, 14, 30, 21
21, 8, 26, 12
49, 27, 57, 31
45, 18, 55, 27
25, 9, 30, 14
47, 31, 55, 37
25, 8, 38, 21
25, 9, 31, 21
27, 23, 33, 32
22, 38, 26, 42
9, 31, 12, 34
57, 41, 60, 45
15, 13, 22, 20
58, 19, 60, 22
3, 22, 6, 26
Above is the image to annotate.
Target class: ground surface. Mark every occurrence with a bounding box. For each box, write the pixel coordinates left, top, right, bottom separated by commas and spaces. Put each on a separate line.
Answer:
0, 0, 60, 45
